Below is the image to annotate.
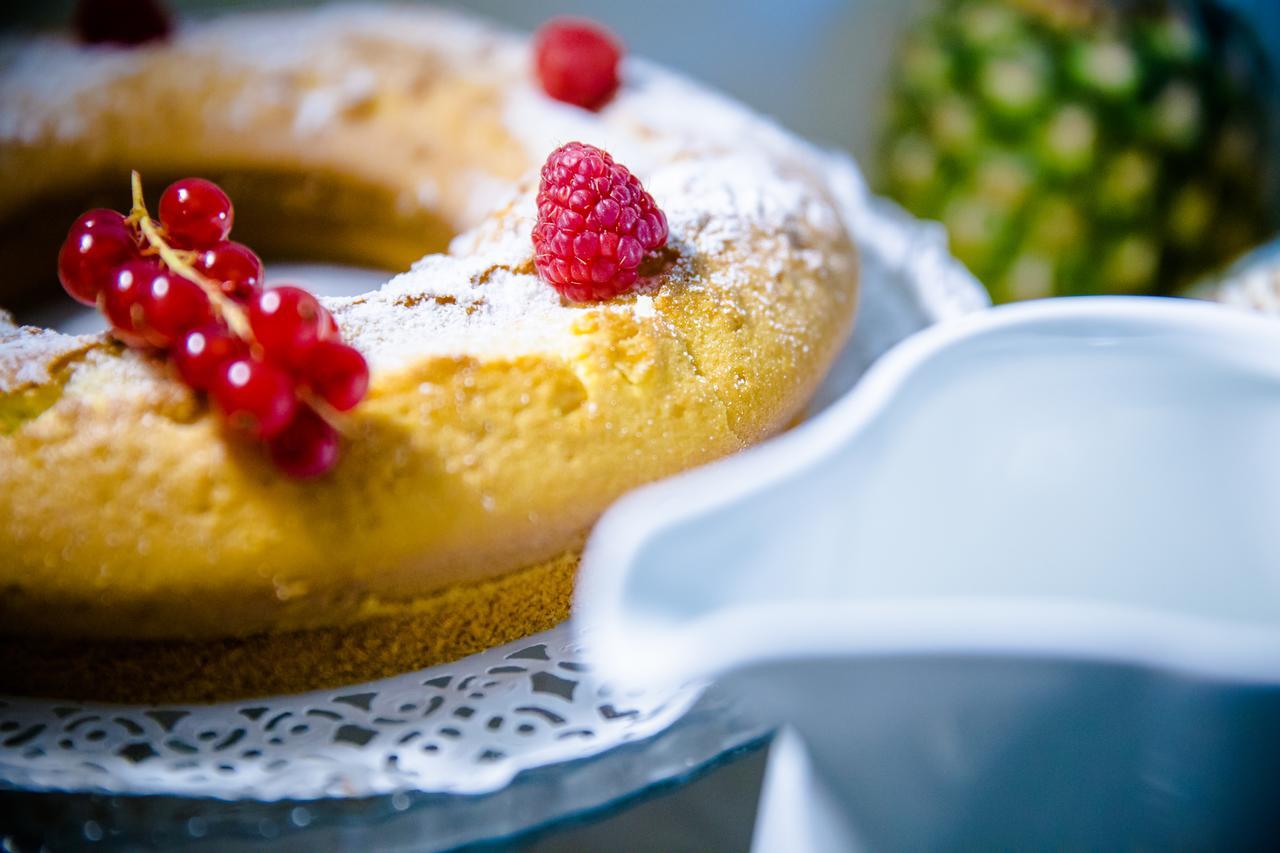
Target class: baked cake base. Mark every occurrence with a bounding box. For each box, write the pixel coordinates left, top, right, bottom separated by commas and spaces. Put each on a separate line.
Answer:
0, 552, 576, 703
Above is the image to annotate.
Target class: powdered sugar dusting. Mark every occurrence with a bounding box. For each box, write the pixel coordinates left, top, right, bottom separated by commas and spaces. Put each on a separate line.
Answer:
303, 7, 845, 369
292, 67, 378, 136
648, 155, 840, 258
2, 4, 848, 380
0, 323, 96, 394
0, 5, 521, 146
327, 187, 635, 369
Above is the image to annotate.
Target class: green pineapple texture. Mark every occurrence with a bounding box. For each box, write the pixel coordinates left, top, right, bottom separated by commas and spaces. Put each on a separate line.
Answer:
878, 0, 1277, 302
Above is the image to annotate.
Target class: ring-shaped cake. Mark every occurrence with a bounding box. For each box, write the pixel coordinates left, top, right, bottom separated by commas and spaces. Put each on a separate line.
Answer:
0, 5, 858, 701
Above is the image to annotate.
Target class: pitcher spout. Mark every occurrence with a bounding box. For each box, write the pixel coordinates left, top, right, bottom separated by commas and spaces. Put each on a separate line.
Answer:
577, 297, 1280, 689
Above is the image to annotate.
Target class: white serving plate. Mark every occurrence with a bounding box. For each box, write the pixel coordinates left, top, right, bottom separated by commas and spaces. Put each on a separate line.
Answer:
577, 296, 1280, 849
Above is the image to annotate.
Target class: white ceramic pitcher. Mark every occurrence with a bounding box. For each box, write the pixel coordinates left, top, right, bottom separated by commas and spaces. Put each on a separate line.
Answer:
576, 297, 1280, 849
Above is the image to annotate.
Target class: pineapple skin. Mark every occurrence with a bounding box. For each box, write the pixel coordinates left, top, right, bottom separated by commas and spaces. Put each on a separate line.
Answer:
878, 0, 1278, 302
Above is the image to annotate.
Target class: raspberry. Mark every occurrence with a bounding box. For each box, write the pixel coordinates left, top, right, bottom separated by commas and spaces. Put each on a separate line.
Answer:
74, 0, 170, 46
532, 142, 668, 302
534, 18, 622, 111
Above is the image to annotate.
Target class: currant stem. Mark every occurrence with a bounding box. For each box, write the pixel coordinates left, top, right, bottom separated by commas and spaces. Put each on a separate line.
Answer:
127, 171, 353, 439
300, 391, 350, 437
129, 170, 254, 341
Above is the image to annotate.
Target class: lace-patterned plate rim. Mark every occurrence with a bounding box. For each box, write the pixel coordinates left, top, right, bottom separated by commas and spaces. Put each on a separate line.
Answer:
0, 625, 706, 801
0, 684, 771, 852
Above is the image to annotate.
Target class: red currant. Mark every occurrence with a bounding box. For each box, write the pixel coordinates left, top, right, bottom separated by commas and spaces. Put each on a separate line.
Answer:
102, 259, 162, 348
57, 209, 138, 306
74, 0, 170, 46
172, 324, 247, 392
210, 357, 297, 440
139, 272, 212, 348
158, 178, 233, 248
248, 285, 327, 369
318, 305, 340, 341
534, 18, 623, 111
303, 340, 369, 412
268, 406, 340, 478
193, 241, 263, 302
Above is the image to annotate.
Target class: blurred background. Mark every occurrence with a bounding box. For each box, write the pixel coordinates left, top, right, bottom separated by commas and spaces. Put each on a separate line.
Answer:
4, 0, 1279, 307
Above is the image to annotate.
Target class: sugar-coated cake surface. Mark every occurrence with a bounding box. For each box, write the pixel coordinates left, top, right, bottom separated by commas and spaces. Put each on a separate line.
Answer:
2, 6, 844, 368
0, 4, 857, 698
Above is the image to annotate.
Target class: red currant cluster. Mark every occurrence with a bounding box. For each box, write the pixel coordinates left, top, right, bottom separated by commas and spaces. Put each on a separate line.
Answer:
57, 173, 368, 478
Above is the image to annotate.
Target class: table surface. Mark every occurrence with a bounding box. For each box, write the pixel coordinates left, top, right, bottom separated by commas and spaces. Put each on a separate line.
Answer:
0, 742, 769, 852
522, 746, 767, 853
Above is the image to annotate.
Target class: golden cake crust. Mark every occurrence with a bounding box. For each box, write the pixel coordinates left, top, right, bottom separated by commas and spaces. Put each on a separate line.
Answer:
0, 550, 579, 703
0, 6, 858, 680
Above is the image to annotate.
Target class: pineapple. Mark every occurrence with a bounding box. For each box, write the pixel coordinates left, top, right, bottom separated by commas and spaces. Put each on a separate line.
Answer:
878, 0, 1277, 302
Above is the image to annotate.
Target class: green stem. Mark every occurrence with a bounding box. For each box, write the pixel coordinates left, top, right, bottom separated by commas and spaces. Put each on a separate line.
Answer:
129, 170, 253, 341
